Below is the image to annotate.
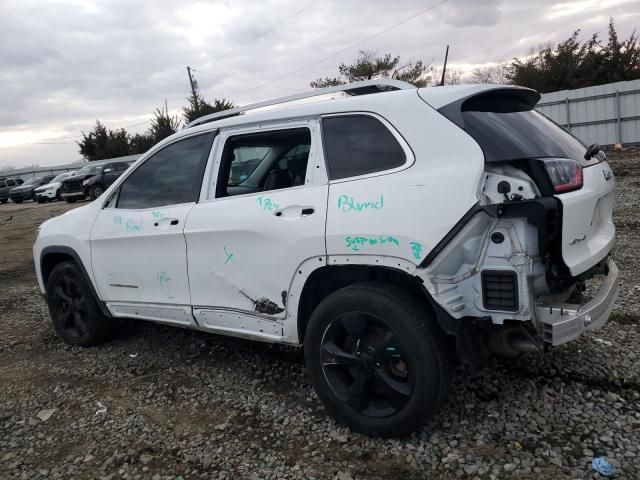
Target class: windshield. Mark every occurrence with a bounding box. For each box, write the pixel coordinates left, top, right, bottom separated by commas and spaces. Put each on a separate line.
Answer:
51, 173, 69, 183
75, 164, 102, 176
22, 177, 40, 186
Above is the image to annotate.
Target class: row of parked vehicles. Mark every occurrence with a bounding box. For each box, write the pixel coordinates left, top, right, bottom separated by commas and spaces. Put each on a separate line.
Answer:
0, 161, 131, 205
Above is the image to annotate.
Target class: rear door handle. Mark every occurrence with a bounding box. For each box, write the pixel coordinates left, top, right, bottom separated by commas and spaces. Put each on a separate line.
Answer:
301, 208, 315, 216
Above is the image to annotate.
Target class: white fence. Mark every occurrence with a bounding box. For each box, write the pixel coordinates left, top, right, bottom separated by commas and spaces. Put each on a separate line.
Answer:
536, 79, 640, 147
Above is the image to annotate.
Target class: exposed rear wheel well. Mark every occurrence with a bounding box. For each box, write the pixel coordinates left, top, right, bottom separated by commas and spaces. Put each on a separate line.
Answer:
297, 265, 433, 341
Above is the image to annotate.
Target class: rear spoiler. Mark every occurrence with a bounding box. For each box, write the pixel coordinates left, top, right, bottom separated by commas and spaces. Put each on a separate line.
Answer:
438, 87, 541, 129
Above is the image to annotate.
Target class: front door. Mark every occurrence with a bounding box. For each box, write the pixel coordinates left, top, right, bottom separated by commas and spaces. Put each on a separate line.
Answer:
184, 120, 328, 318
90, 132, 214, 324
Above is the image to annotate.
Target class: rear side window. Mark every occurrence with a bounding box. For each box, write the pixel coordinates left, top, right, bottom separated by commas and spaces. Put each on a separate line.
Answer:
447, 90, 588, 164
322, 115, 406, 180
117, 133, 213, 209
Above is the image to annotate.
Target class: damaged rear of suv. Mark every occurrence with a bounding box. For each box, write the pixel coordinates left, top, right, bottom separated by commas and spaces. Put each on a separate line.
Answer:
420, 86, 617, 362
34, 80, 617, 437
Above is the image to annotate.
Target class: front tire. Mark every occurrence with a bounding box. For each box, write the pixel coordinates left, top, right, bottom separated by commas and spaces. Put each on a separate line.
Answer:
304, 282, 451, 437
46, 262, 112, 346
89, 184, 104, 200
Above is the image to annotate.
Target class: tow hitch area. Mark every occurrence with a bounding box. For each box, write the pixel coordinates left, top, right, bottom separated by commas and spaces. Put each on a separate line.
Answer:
537, 259, 619, 345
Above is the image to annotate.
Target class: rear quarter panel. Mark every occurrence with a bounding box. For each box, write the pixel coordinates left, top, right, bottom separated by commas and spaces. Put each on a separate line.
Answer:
325, 92, 485, 265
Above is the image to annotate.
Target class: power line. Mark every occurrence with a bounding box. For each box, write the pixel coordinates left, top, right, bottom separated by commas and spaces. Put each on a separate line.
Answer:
213, 0, 320, 61
228, 0, 451, 98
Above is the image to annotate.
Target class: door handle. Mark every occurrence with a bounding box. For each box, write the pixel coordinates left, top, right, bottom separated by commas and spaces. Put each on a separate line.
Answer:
154, 218, 180, 227
301, 208, 315, 216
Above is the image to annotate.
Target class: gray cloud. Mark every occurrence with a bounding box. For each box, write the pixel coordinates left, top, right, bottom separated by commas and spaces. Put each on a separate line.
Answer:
0, 0, 638, 168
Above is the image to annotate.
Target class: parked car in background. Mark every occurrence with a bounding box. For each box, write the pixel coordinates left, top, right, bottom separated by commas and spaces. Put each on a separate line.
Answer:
9, 175, 55, 203
0, 177, 24, 203
34, 172, 74, 203
60, 162, 130, 202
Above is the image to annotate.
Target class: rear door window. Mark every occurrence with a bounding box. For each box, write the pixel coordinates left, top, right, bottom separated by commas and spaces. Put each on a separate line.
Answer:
322, 115, 406, 180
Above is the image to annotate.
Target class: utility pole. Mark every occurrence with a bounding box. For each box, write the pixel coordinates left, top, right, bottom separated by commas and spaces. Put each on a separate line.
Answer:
187, 66, 199, 111
439, 45, 449, 87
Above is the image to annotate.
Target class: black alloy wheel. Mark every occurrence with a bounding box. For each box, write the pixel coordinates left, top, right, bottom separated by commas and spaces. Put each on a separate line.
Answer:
46, 262, 112, 346
50, 274, 91, 339
304, 282, 451, 437
320, 312, 413, 418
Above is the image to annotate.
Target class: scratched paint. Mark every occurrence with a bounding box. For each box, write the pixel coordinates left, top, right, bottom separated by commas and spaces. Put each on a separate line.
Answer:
345, 235, 400, 252
337, 194, 384, 212
157, 271, 176, 299
257, 196, 279, 212
409, 241, 423, 260
224, 246, 234, 265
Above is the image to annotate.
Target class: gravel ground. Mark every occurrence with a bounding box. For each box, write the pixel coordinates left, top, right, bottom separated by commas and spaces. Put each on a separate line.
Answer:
1, 156, 639, 480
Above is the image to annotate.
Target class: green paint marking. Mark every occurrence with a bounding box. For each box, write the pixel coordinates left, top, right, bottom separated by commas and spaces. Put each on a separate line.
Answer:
337, 194, 384, 212
151, 211, 164, 219
257, 196, 279, 212
224, 246, 234, 265
125, 218, 143, 232
345, 235, 400, 252
157, 271, 175, 299
409, 242, 423, 260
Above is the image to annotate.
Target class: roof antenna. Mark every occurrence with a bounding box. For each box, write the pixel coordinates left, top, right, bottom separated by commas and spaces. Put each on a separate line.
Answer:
439, 45, 449, 87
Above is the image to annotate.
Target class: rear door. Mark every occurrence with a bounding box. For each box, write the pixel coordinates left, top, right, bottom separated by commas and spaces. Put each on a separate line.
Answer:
90, 132, 214, 324
184, 119, 328, 318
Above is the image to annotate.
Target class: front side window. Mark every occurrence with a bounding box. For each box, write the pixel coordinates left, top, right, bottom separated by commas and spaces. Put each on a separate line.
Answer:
216, 128, 311, 198
117, 133, 213, 209
322, 115, 406, 180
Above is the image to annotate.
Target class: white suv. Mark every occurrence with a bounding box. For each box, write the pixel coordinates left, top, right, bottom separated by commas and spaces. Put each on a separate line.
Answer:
34, 80, 618, 436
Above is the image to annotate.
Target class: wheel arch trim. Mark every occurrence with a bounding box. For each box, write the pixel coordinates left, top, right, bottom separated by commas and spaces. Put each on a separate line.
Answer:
40, 245, 112, 317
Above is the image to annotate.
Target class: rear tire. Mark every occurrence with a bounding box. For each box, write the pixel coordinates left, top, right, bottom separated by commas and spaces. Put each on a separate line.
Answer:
12, 199, 22, 204
304, 282, 451, 437
0, 199, 7, 204
46, 262, 112, 346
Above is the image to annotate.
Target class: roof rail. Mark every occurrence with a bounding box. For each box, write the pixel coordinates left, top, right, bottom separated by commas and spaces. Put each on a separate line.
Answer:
186, 79, 414, 128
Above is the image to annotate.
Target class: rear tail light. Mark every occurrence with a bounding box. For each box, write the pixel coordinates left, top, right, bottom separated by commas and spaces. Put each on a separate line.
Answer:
541, 158, 583, 193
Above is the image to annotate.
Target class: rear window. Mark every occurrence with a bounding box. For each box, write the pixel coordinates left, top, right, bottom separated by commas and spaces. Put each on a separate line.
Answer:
462, 110, 586, 163
322, 115, 406, 180
455, 92, 588, 163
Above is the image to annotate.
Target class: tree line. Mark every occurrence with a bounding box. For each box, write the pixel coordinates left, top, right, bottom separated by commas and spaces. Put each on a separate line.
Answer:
79, 18, 638, 161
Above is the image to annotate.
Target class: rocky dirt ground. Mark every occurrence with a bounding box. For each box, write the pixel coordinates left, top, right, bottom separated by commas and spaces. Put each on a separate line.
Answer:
1, 156, 639, 480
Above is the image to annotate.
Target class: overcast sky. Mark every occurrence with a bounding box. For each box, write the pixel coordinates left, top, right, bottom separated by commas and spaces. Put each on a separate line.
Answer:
1, 0, 638, 169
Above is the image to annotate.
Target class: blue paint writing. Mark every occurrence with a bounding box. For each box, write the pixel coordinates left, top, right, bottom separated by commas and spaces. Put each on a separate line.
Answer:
257, 196, 279, 211
345, 235, 400, 252
125, 218, 143, 232
157, 271, 176, 299
224, 246, 234, 265
113, 216, 123, 226
337, 194, 384, 212
151, 211, 164, 219
409, 242, 423, 260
